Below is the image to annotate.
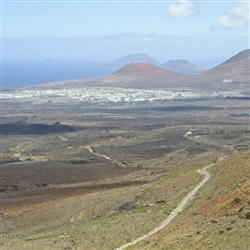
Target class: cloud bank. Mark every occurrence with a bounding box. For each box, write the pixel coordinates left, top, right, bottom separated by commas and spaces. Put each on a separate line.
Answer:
3, 33, 248, 63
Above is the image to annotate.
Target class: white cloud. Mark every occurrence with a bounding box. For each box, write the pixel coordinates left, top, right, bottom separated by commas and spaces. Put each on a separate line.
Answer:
216, 16, 245, 29
228, 3, 249, 20
214, 3, 249, 29
167, 0, 195, 18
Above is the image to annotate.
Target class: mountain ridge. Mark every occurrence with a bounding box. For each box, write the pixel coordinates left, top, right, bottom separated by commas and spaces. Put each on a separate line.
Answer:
199, 49, 249, 84
103, 53, 161, 67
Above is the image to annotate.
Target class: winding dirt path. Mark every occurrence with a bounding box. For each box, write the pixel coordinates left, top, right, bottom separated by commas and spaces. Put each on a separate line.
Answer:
115, 163, 213, 250
84, 146, 127, 167
85, 144, 215, 250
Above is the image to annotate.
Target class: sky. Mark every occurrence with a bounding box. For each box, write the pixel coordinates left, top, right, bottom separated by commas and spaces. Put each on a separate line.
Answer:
1, 0, 249, 64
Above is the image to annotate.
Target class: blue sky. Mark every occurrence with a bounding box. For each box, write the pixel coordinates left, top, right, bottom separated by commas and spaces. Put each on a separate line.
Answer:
1, 0, 249, 64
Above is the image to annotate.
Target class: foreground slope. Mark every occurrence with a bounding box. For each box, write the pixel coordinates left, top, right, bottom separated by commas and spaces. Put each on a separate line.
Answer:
1, 91, 249, 249
130, 149, 250, 250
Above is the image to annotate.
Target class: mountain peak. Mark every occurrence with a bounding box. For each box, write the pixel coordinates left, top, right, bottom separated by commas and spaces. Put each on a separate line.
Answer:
221, 49, 250, 65
112, 63, 167, 76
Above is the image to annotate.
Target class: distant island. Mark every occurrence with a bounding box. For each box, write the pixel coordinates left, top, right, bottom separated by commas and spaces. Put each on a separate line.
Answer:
162, 59, 210, 74
102, 53, 161, 67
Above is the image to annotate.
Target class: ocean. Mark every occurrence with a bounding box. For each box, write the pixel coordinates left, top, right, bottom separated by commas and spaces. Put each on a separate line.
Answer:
2, 61, 119, 87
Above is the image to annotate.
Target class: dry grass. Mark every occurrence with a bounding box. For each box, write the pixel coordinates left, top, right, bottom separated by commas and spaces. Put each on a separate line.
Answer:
130, 149, 250, 250
1, 164, 202, 249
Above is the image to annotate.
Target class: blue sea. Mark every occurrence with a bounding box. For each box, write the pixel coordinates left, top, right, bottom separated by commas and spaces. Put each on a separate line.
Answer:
2, 61, 119, 87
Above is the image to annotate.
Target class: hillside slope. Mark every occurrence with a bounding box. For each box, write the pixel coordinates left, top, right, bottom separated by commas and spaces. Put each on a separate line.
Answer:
131, 149, 250, 250
200, 49, 250, 84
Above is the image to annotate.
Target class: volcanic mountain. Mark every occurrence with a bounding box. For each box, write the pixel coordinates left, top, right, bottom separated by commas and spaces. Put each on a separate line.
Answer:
103, 53, 160, 67
180, 49, 250, 92
102, 50, 250, 90
100, 62, 184, 88
201, 49, 249, 84
112, 62, 167, 76
162, 59, 210, 74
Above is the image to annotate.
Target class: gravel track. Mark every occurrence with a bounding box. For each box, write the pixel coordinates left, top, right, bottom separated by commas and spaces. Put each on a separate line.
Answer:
115, 163, 213, 250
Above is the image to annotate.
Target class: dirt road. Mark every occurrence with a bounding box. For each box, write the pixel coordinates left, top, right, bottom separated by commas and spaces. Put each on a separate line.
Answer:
115, 163, 213, 250
84, 146, 127, 167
